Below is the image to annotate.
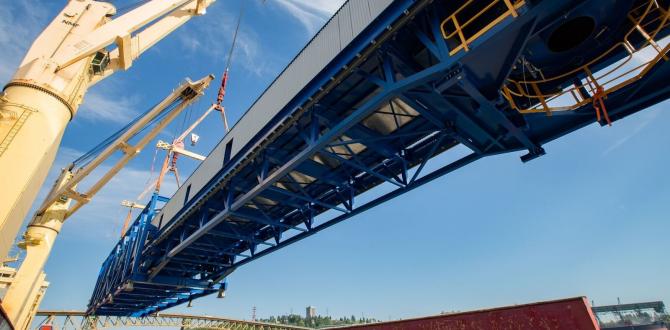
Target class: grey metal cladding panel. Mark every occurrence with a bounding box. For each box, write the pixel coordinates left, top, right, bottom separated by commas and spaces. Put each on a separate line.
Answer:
289, 56, 309, 96
230, 66, 295, 156
308, 38, 322, 77
350, 0, 372, 36
305, 36, 323, 79
151, 210, 162, 227
338, 2, 354, 46
320, 11, 345, 68
322, 17, 342, 62
368, 0, 394, 17
304, 50, 317, 81
157, 0, 394, 231
332, 18, 343, 53
189, 144, 224, 195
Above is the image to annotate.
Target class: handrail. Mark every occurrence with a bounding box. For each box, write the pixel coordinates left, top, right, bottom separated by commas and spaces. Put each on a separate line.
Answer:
502, 0, 670, 115
440, 0, 526, 55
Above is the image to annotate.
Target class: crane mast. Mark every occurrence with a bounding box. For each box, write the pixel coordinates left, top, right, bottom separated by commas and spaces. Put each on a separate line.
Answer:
0, 0, 217, 329
0, 0, 215, 266
1, 75, 212, 330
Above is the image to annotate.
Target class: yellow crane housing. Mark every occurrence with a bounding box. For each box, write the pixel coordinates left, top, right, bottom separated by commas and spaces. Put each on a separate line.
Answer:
0, 1, 217, 329
0, 0, 215, 262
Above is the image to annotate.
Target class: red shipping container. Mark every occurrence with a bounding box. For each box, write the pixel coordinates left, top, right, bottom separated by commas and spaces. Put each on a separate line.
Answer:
337, 297, 600, 330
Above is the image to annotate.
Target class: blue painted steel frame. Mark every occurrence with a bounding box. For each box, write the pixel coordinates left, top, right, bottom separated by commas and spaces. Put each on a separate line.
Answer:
88, 0, 670, 316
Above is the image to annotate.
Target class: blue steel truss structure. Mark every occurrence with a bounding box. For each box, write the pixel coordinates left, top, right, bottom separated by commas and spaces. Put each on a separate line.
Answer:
88, 0, 670, 316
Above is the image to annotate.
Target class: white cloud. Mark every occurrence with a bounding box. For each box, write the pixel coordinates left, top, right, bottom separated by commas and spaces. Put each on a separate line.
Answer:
601, 109, 660, 156
0, 2, 50, 84
0, 2, 143, 125
273, 0, 345, 34
176, 7, 274, 77
281, 0, 344, 17
174, 0, 346, 77
78, 90, 141, 124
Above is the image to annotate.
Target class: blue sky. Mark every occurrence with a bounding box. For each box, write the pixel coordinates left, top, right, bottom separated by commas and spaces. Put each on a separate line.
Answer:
2, 0, 668, 324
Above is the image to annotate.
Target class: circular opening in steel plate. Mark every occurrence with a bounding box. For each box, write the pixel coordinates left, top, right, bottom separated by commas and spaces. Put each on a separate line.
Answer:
547, 16, 596, 52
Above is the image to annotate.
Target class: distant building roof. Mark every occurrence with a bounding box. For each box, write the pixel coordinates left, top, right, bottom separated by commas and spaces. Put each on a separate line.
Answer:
593, 302, 666, 314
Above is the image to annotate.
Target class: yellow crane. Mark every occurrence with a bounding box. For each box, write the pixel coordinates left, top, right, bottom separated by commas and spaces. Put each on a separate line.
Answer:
1, 75, 213, 330
0, 0, 215, 266
0, 0, 221, 328
154, 103, 229, 193
118, 103, 228, 238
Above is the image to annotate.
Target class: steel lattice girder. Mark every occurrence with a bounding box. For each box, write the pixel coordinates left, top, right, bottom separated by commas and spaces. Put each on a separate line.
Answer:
34, 311, 310, 330
88, 0, 670, 315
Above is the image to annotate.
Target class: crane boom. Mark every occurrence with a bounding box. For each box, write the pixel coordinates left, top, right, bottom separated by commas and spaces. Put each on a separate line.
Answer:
0, 75, 213, 330
37, 76, 212, 219
176, 104, 220, 143
153, 102, 227, 195
0, 0, 215, 271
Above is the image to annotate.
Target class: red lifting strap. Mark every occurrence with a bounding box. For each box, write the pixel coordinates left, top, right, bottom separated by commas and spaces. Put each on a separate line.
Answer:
215, 69, 229, 109
593, 85, 612, 126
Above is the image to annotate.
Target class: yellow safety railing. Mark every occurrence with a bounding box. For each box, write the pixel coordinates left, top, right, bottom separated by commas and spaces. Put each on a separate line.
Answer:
502, 0, 670, 115
440, 0, 526, 56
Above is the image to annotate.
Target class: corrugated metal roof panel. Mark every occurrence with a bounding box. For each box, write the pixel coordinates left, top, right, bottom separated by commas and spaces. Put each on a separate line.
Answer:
338, 3, 354, 46
350, 0, 372, 36
155, 0, 398, 231
368, 0, 395, 18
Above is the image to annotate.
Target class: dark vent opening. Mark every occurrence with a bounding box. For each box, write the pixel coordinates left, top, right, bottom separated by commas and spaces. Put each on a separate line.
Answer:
548, 16, 595, 52
184, 184, 192, 206
223, 139, 233, 166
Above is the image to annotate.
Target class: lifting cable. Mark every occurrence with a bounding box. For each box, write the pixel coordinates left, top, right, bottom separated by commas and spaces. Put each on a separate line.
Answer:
148, 3, 249, 196
136, 148, 161, 201
72, 98, 180, 169
123, 1, 250, 203
214, 0, 247, 132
